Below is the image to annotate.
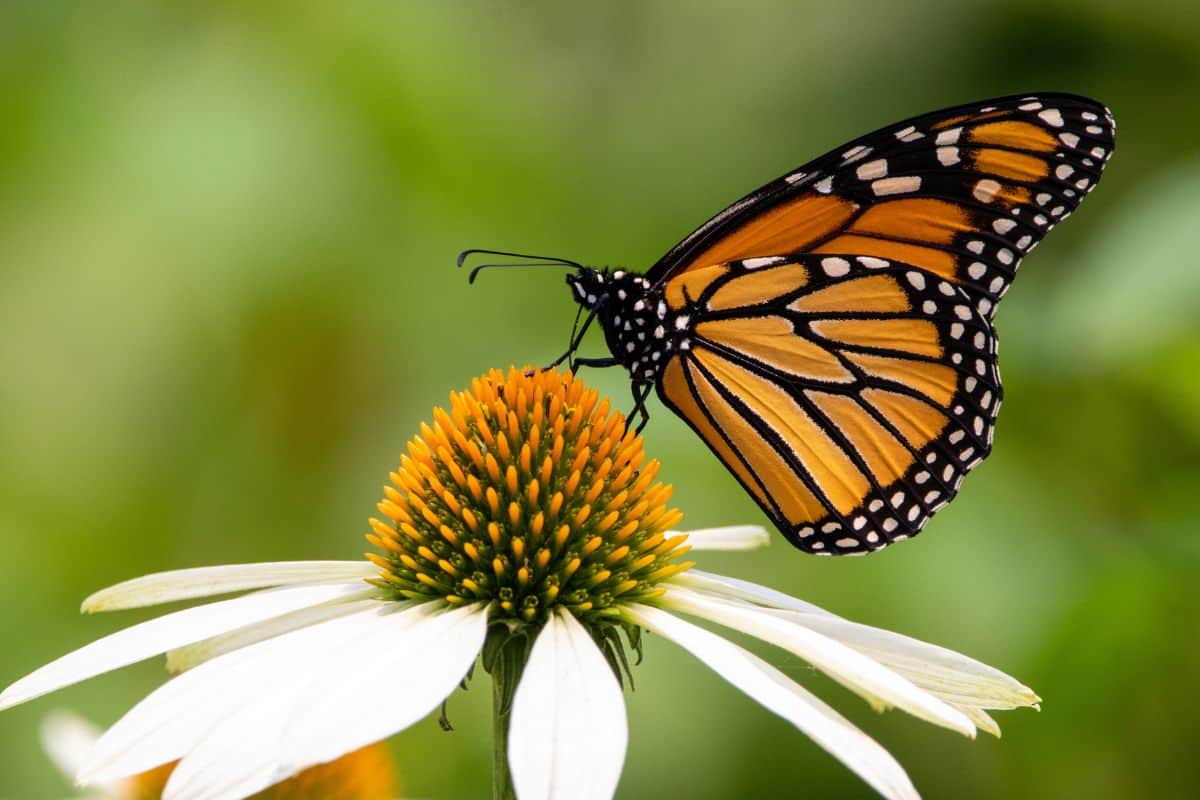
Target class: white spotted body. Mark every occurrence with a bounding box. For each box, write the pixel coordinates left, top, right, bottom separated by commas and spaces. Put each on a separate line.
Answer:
567, 269, 683, 384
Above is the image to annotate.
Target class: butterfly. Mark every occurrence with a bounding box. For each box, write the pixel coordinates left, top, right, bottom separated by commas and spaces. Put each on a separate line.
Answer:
461, 93, 1115, 556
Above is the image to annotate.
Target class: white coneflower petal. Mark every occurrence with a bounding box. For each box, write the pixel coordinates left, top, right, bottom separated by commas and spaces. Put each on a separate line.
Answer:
82, 562, 378, 613
670, 525, 770, 551
163, 678, 302, 800
41, 710, 107, 785
661, 586, 975, 736
509, 607, 628, 800
82, 601, 385, 785
158, 605, 435, 800
0, 581, 372, 711
957, 705, 1002, 738
164, 588, 378, 673
769, 611, 1040, 711
279, 603, 487, 771
626, 604, 919, 800
672, 569, 827, 614
671, 569, 1038, 730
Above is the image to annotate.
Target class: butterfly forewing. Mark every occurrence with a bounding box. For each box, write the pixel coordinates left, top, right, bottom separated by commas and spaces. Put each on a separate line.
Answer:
656, 255, 999, 554
649, 93, 1115, 318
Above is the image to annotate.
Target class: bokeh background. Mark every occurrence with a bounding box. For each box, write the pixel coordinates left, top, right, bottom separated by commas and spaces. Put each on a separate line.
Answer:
2, 2, 1198, 798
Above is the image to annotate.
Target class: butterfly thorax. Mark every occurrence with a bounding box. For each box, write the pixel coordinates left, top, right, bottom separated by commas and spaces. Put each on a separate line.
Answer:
566, 268, 686, 384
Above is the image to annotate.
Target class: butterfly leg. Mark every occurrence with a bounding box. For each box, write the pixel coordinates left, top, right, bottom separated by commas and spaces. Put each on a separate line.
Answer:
628, 382, 652, 434
538, 304, 600, 374
572, 357, 620, 369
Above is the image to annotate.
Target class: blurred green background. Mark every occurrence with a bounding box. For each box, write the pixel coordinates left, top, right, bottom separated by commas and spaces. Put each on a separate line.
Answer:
2, 1, 1198, 798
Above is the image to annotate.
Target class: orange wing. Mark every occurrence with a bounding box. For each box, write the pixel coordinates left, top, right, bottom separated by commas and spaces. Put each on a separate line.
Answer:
657, 255, 999, 554
648, 93, 1113, 554
648, 93, 1116, 317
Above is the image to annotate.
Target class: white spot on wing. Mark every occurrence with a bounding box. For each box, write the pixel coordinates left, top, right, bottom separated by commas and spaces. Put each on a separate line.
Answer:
821, 257, 850, 277
936, 147, 960, 166
1038, 109, 1064, 127
842, 145, 872, 164
856, 159, 888, 180
973, 179, 1001, 203
935, 127, 962, 145
871, 176, 922, 196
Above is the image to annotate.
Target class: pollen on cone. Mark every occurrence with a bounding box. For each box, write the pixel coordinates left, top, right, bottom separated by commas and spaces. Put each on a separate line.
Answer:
366, 367, 689, 623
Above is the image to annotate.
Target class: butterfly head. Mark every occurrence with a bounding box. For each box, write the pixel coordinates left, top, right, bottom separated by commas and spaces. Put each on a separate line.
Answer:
567, 267, 676, 384
565, 267, 612, 311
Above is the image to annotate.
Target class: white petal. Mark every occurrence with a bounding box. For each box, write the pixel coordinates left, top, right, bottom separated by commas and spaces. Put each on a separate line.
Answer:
671, 525, 770, 551
662, 587, 973, 735
626, 604, 919, 800
165, 587, 377, 673
160, 604, 467, 800
957, 705, 1002, 738
41, 710, 102, 782
158, 603, 444, 800
162, 673, 308, 800
674, 570, 1036, 712
509, 607, 627, 800
82, 561, 377, 613
669, 569, 829, 614
81, 600, 385, 785
0, 581, 369, 711
765, 610, 1038, 710
277, 602, 487, 772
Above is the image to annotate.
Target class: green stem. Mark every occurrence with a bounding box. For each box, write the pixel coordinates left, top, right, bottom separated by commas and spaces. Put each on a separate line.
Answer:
491, 633, 530, 800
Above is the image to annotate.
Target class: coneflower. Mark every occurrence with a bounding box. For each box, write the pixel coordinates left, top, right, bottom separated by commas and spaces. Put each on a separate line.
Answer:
2, 367, 1038, 800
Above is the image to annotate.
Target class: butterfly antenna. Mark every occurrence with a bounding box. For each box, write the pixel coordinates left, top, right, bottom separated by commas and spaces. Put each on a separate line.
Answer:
457, 249, 585, 284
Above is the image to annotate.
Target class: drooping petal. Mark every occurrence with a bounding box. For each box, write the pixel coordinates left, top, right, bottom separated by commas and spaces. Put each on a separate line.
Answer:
669, 569, 828, 614
625, 604, 919, 800
275, 603, 487, 774
956, 705, 1002, 738
161, 672, 307, 800
158, 603, 450, 800
661, 586, 974, 736
80, 601, 386, 785
82, 562, 378, 613
164, 588, 377, 673
671, 526, 770, 551
673, 570, 1038, 713
764, 610, 1039, 711
0, 581, 369, 711
508, 607, 628, 800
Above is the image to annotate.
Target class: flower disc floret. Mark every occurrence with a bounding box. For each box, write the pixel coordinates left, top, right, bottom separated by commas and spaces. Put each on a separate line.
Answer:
366, 367, 693, 623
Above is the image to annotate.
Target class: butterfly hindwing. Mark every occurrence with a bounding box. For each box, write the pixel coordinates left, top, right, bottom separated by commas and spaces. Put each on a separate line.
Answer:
648, 93, 1115, 318
656, 255, 1000, 554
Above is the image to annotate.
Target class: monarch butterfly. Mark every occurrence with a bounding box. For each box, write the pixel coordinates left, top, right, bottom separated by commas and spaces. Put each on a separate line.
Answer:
461, 93, 1115, 556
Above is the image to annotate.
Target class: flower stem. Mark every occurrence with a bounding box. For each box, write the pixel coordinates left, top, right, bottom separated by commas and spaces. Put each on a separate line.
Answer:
490, 631, 530, 800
